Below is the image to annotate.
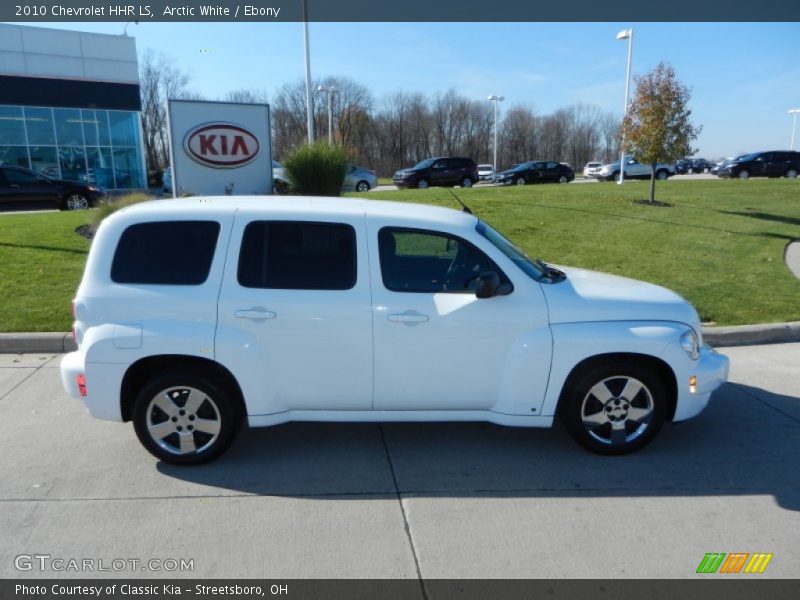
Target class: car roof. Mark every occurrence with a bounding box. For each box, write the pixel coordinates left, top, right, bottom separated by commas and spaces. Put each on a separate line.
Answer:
112, 196, 479, 228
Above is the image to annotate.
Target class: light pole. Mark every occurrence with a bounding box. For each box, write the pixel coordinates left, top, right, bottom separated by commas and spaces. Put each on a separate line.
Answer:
616, 28, 633, 185
317, 84, 337, 144
302, 0, 314, 144
487, 95, 504, 179
789, 108, 800, 151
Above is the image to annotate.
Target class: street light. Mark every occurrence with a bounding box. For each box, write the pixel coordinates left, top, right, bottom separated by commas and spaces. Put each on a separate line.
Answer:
616, 28, 633, 185
302, 0, 314, 144
487, 95, 505, 180
317, 84, 337, 144
789, 108, 800, 151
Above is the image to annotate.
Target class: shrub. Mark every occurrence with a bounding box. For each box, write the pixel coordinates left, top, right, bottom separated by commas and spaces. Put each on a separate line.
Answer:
90, 192, 152, 227
283, 142, 348, 196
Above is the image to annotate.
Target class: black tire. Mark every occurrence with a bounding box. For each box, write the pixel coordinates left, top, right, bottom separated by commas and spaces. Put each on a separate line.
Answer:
738, 170, 750, 180
355, 180, 370, 192
608, 171, 620, 182
786, 169, 798, 179
656, 169, 669, 180
416, 178, 430, 189
460, 176, 474, 188
558, 175, 569, 184
559, 362, 667, 455
132, 372, 242, 465
515, 176, 526, 186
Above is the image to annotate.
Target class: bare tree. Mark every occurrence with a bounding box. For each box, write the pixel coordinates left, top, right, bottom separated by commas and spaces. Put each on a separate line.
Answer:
224, 88, 270, 104
139, 50, 201, 175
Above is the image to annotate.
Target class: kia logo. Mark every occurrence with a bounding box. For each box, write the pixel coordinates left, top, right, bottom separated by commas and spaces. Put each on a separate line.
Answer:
184, 122, 260, 168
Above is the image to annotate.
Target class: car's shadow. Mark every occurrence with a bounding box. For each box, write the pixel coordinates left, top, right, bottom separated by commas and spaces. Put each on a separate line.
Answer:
157, 382, 800, 511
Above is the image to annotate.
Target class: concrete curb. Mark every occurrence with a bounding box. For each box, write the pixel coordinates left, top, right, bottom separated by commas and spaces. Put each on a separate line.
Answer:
702, 321, 800, 348
1, 323, 800, 355
0, 332, 76, 354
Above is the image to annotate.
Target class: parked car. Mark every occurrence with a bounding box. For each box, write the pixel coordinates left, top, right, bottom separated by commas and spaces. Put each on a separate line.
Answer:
595, 157, 675, 181
688, 159, 713, 174
496, 161, 575, 185
478, 164, 495, 181
342, 165, 378, 192
0, 165, 105, 210
716, 151, 800, 179
162, 167, 172, 193
674, 159, 691, 175
393, 157, 478, 189
583, 162, 603, 178
60, 196, 728, 464
710, 156, 741, 176
271, 160, 291, 194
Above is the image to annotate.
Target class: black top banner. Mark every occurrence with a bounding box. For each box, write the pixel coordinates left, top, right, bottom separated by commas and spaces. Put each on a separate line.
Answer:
2, 0, 800, 22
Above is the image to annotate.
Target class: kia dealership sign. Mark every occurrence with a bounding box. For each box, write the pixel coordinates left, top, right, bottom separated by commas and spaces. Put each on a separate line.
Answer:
167, 100, 272, 196
184, 122, 260, 168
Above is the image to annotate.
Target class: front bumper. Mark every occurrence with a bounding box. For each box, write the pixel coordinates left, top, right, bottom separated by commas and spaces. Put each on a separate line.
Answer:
671, 344, 730, 421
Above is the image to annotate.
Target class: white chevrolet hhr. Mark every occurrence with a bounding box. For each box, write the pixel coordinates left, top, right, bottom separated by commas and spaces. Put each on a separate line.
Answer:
61, 196, 729, 464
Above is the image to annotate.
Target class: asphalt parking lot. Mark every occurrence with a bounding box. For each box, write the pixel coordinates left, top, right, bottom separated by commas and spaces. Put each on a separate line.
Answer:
1, 343, 798, 579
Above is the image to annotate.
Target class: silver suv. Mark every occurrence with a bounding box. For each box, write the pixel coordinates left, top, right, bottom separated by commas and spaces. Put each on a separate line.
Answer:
596, 157, 676, 182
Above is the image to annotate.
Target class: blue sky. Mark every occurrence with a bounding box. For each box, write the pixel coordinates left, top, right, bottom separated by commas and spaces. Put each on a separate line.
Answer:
17, 21, 800, 158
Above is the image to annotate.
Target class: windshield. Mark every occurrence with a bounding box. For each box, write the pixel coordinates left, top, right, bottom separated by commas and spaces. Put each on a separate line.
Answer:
737, 152, 760, 162
512, 161, 533, 171
413, 158, 435, 169
476, 220, 544, 281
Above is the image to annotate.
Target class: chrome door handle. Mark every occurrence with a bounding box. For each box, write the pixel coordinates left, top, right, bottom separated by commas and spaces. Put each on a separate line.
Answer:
234, 308, 276, 321
388, 312, 429, 324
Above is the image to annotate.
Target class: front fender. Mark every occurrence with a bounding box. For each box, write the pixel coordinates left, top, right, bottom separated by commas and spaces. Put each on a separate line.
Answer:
538, 320, 687, 417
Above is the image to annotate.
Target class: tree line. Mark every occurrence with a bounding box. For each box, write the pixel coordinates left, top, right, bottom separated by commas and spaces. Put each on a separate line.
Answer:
140, 51, 621, 177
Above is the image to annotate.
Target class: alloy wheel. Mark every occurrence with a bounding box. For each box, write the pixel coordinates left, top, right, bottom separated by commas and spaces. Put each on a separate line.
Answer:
580, 376, 654, 447
145, 386, 222, 456
66, 194, 89, 210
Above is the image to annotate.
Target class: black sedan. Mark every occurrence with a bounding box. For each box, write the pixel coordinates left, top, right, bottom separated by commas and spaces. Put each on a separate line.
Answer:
0, 166, 105, 210
496, 161, 574, 185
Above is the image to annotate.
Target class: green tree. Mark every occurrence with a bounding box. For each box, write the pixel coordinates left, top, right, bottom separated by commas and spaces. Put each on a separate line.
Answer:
621, 62, 701, 203
284, 142, 348, 196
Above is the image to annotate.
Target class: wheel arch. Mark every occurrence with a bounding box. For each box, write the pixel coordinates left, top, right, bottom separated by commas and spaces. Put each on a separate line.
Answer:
556, 352, 678, 422
120, 354, 245, 422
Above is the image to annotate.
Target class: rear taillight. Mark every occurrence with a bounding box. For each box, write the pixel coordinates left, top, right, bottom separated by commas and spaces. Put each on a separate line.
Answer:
76, 374, 86, 397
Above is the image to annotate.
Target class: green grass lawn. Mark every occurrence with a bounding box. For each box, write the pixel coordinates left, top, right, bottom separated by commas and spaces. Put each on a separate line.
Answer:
0, 178, 798, 332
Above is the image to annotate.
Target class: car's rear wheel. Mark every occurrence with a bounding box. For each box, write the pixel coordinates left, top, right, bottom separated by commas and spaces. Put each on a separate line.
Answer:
558, 175, 569, 184
560, 363, 667, 455
656, 169, 669, 180
515, 177, 526, 185
460, 176, 473, 188
786, 169, 798, 179
738, 170, 750, 180
416, 179, 430, 189
355, 180, 370, 192
132, 373, 241, 465
64, 193, 90, 211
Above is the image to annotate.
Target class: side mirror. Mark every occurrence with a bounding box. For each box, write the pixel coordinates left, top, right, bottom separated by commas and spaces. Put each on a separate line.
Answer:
475, 271, 514, 298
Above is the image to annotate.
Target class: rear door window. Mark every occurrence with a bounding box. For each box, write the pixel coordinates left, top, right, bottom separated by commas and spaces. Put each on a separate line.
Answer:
238, 221, 356, 290
111, 221, 221, 285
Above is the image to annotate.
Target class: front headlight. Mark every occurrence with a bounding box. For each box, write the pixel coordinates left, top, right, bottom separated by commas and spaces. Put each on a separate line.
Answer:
680, 329, 700, 360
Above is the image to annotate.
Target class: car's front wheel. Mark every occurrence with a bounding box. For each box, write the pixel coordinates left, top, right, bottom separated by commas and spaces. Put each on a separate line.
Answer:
558, 175, 569, 184
416, 178, 430, 189
560, 363, 667, 455
63, 193, 90, 211
460, 176, 474, 188
738, 170, 750, 180
515, 177, 526, 186
132, 373, 241, 465
656, 169, 669, 180
355, 180, 370, 192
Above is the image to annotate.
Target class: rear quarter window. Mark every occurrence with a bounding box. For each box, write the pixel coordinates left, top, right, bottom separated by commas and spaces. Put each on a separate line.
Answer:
111, 221, 221, 285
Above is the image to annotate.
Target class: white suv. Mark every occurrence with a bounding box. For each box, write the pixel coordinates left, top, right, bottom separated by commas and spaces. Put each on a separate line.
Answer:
61, 196, 728, 464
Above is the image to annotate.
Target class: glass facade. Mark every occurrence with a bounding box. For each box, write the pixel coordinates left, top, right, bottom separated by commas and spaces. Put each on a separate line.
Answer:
0, 104, 145, 189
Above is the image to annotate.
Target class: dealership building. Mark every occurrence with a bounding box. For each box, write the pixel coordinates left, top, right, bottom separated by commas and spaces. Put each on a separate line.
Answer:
0, 23, 146, 190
